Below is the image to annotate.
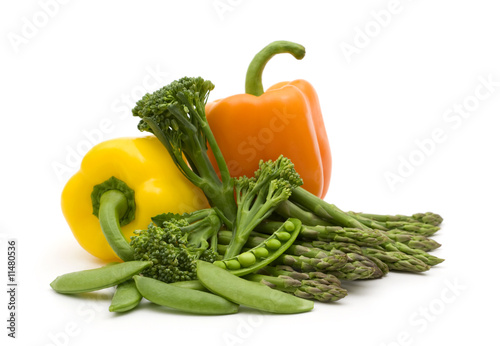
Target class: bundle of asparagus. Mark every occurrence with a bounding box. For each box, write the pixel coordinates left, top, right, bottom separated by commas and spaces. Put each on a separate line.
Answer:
219, 187, 444, 303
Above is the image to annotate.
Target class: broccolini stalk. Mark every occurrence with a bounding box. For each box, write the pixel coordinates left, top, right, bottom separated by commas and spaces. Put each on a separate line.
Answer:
132, 77, 237, 226
223, 156, 303, 259
289, 187, 370, 230
275, 200, 331, 226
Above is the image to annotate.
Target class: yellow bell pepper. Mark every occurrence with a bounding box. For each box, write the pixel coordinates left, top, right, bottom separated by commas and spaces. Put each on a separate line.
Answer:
61, 136, 209, 262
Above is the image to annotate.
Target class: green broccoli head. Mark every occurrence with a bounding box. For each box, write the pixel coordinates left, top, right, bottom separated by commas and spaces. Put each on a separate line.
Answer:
224, 156, 303, 259
132, 76, 214, 134
235, 155, 303, 208
130, 209, 222, 283
254, 155, 303, 189
131, 76, 238, 226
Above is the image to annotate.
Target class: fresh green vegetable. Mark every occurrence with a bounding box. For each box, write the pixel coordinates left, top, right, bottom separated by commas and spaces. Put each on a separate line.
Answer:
196, 260, 314, 314
252, 265, 348, 302
290, 187, 369, 229
256, 220, 389, 247
385, 230, 441, 251
264, 265, 343, 286
361, 248, 430, 272
132, 77, 237, 226
380, 241, 444, 266
273, 252, 345, 272
349, 212, 441, 236
276, 200, 331, 226
223, 156, 303, 259
169, 280, 208, 291
134, 275, 239, 315
353, 211, 443, 226
50, 261, 152, 294
213, 219, 302, 276
298, 240, 384, 279
331, 252, 380, 280
218, 230, 348, 271
109, 279, 142, 312
129, 209, 222, 283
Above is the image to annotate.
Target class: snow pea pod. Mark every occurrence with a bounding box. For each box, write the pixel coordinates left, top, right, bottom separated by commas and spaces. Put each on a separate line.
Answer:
196, 260, 314, 314
109, 279, 143, 312
134, 276, 239, 315
50, 261, 152, 294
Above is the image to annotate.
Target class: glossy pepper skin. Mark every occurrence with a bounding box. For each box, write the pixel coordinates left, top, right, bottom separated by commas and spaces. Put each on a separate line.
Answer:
61, 136, 209, 262
206, 41, 332, 199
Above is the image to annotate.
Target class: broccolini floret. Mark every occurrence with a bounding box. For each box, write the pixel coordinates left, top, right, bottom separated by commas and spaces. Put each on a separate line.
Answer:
130, 209, 222, 283
223, 155, 303, 258
132, 77, 237, 227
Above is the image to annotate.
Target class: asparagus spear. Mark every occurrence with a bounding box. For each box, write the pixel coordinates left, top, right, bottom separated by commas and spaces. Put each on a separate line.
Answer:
347, 212, 441, 236
256, 221, 389, 247
261, 264, 343, 287
356, 212, 443, 226
380, 242, 444, 266
246, 272, 348, 302
385, 230, 441, 251
305, 240, 363, 255
274, 253, 347, 272
362, 248, 430, 272
332, 252, 381, 280
383, 222, 440, 237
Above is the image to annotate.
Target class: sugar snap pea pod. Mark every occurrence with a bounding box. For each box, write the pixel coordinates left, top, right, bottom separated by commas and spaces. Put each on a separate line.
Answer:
197, 260, 314, 314
169, 280, 208, 291
213, 219, 302, 276
134, 276, 239, 315
109, 279, 142, 312
50, 261, 152, 294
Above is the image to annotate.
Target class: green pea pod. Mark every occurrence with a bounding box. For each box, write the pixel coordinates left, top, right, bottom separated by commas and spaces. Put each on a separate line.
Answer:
134, 276, 239, 315
169, 280, 208, 291
214, 218, 302, 276
50, 261, 152, 294
109, 279, 143, 312
197, 260, 314, 314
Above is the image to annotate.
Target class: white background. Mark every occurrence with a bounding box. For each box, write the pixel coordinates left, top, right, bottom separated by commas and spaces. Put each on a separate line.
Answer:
1, 1, 499, 345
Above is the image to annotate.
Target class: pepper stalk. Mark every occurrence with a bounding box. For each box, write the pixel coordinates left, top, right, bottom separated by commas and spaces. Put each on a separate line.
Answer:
91, 177, 136, 261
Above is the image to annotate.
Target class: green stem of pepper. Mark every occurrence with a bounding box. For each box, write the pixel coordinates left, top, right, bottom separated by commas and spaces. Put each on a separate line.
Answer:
245, 40, 306, 97
98, 190, 135, 262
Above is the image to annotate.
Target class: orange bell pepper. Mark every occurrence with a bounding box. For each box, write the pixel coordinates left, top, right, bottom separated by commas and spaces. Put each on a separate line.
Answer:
206, 41, 332, 198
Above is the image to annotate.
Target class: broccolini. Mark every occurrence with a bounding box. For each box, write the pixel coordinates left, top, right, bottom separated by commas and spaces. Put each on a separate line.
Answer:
130, 209, 222, 283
